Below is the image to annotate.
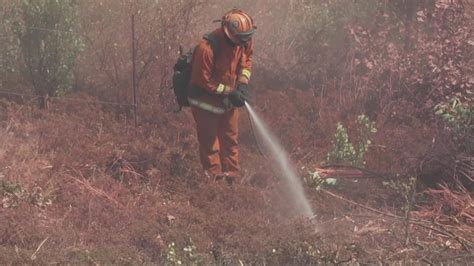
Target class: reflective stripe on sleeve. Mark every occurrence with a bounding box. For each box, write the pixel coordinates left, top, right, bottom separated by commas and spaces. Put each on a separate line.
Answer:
241, 69, 251, 80
216, 84, 226, 94
188, 98, 225, 114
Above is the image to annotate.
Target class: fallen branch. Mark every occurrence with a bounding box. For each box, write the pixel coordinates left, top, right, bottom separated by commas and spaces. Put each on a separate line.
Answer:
318, 164, 393, 179
68, 170, 125, 209
30, 237, 49, 260
319, 188, 473, 252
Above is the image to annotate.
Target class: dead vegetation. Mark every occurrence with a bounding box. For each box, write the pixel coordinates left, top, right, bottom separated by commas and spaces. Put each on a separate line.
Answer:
1, 0, 473, 264
0, 88, 472, 264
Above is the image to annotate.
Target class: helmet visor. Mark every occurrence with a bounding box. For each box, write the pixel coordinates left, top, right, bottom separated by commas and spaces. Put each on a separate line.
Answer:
235, 28, 256, 42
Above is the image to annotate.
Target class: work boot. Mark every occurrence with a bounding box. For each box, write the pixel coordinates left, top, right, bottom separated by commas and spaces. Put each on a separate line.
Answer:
223, 172, 240, 185
214, 174, 226, 182
204, 170, 226, 182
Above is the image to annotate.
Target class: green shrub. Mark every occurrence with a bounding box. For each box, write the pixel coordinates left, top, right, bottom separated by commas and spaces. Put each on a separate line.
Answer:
327, 115, 377, 166
1, 180, 52, 208
435, 96, 473, 146
12, 0, 84, 106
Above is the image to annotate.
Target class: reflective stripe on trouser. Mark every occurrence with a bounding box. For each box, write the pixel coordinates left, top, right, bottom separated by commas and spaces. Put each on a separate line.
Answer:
191, 106, 240, 177
188, 98, 225, 114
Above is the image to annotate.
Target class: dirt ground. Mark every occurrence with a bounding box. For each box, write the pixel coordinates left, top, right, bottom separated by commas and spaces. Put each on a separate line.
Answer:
0, 94, 472, 264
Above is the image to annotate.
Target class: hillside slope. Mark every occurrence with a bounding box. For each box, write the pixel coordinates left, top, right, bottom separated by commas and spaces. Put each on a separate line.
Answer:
0, 94, 472, 264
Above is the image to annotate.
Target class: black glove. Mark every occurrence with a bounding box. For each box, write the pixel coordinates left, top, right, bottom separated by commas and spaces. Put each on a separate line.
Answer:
222, 97, 233, 110
228, 83, 249, 107
237, 83, 250, 102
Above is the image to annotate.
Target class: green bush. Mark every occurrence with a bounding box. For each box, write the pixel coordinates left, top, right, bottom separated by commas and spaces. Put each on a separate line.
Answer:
327, 115, 377, 166
435, 96, 473, 146
12, 0, 84, 106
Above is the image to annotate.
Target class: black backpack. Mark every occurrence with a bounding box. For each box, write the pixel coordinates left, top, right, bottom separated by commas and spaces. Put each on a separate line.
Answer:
172, 33, 220, 111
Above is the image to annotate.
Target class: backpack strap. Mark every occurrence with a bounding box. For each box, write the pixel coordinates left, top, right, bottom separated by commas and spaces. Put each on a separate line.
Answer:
203, 32, 249, 70
203, 32, 250, 57
203, 32, 221, 60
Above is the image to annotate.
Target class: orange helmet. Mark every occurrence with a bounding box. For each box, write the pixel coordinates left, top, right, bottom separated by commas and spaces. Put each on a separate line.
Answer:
221, 9, 256, 45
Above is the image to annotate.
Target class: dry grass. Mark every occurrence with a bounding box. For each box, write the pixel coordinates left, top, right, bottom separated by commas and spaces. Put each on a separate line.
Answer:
0, 95, 472, 264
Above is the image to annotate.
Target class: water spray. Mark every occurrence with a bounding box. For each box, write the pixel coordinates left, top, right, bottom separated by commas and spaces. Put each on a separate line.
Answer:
245, 102, 313, 217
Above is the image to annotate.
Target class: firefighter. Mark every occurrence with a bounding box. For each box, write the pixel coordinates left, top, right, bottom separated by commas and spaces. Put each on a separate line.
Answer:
188, 8, 255, 183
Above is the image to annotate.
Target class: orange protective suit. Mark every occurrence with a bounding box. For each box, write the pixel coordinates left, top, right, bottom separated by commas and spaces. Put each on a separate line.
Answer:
188, 27, 253, 179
